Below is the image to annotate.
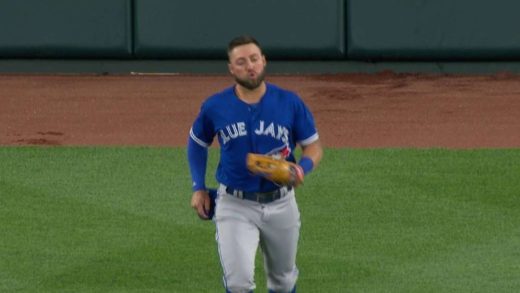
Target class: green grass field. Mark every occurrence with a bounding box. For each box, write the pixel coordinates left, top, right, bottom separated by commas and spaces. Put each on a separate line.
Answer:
1, 147, 519, 293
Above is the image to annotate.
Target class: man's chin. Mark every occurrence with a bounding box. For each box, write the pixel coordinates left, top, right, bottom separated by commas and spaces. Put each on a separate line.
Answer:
235, 69, 266, 90
236, 78, 263, 90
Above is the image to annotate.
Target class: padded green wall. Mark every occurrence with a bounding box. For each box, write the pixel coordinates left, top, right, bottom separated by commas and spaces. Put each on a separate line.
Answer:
2, 0, 520, 61
347, 0, 520, 60
134, 0, 345, 59
0, 0, 132, 58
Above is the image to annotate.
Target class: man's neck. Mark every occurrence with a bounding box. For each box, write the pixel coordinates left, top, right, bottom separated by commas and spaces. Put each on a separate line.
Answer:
235, 83, 266, 104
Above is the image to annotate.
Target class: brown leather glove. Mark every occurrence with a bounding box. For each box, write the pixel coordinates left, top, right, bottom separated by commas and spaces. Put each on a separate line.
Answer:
246, 153, 304, 187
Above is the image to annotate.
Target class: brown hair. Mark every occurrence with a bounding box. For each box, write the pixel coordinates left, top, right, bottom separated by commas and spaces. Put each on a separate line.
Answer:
227, 35, 262, 57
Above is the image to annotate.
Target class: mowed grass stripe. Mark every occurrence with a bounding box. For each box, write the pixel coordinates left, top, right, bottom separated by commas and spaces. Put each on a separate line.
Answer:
1, 147, 219, 292
299, 149, 520, 292
1, 147, 519, 292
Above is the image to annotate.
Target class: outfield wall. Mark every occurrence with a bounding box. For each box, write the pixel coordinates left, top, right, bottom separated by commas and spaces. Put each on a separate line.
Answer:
347, 0, 520, 60
0, 0, 132, 58
1, 0, 519, 63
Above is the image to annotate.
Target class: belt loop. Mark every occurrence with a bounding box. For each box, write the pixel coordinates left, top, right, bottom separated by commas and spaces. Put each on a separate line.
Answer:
233, 189, 243, 199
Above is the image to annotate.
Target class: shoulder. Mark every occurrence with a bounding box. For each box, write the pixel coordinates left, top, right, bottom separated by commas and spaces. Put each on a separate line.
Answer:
266, 83, 308, 111
266, 83, 302, 103
201, 86, 235, 110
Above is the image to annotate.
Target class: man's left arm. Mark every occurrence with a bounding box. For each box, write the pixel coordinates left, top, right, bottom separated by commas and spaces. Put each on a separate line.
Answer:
299, 139, 323, 175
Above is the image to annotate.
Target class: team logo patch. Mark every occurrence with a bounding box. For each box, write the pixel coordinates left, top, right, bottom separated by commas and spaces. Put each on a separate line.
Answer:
266, 144, 292, 160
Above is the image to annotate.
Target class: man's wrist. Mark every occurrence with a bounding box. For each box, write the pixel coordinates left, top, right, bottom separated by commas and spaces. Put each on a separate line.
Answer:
298, 156, 314, 175
192, 183, 206, 192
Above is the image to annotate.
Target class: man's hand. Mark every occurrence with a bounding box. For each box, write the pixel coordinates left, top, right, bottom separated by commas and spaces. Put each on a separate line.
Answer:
246, 153, 304, 187
292, 164, 304, 188
191, 190, 211, 220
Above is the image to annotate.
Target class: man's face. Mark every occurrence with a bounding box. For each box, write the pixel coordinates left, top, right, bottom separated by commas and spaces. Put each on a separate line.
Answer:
228, 43, 267, 90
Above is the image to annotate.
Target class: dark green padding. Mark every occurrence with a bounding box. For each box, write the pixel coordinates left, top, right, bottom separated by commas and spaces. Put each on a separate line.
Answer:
0, 0, 132, 58
347, 0, 520, 60
134, 0, 345, 59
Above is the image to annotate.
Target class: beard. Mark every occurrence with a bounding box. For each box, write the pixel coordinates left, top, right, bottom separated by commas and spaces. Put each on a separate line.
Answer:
234, 69, 266, 90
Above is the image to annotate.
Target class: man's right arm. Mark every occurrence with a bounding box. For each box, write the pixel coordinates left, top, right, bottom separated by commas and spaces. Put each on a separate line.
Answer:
187, 136, 208, 192
187, 137, 211, 219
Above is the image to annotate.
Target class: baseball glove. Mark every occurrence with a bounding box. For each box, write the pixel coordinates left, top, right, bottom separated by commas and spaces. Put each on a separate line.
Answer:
246, 153, 304, 186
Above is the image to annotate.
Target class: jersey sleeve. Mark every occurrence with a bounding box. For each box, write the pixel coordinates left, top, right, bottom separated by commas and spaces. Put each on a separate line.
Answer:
189, 102, 215, 147
293, 96, 319, 146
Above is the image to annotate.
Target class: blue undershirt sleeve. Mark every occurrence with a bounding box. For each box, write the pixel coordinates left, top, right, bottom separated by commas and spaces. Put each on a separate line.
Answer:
298, 156, 314, 175
187, 137, 208, 191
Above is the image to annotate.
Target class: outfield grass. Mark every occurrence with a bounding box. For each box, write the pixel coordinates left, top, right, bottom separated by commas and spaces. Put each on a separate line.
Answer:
1, 147, 519, 292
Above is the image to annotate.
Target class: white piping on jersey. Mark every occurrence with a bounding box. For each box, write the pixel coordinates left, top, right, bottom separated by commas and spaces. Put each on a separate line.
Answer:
298, 133, 319, 146
190, 127, 209, 148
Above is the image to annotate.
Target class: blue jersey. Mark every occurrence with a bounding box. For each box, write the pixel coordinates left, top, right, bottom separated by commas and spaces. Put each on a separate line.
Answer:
189, 83, 319, 193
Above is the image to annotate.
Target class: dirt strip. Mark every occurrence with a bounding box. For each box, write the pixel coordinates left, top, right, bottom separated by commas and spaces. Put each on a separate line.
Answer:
1, 73, 519, 148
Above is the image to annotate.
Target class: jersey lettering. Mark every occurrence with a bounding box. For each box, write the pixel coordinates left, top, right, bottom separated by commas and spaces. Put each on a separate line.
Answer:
255, 120, 289, 144
220, 122, 247, 144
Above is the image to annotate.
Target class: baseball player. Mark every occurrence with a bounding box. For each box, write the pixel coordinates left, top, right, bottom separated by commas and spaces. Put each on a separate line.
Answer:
188, 35, 323, 293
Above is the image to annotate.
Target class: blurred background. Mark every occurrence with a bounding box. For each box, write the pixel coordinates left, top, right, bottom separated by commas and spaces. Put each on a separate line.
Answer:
2, 0, 520, 74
